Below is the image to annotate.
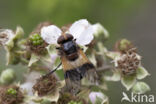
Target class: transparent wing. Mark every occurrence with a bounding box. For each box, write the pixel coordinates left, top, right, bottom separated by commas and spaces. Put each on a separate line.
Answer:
65, 78, 81, 95
41, 25, 62, 45
69, 19, 94, 46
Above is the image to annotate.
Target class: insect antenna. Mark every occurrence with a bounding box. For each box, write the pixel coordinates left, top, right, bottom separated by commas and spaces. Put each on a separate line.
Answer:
42, 62, 62, 78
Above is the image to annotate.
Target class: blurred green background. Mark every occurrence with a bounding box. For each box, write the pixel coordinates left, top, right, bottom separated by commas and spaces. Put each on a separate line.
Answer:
0, 0, 156, 104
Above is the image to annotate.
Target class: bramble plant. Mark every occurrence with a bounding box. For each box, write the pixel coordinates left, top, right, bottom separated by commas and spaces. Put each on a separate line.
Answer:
0, 19, 150, 104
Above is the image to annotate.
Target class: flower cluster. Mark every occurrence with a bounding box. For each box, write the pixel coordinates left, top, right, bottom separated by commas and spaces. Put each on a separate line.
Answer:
0, 19, 150, 104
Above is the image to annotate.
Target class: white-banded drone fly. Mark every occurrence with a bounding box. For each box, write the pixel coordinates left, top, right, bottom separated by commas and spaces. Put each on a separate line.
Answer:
41, 19, 99, 94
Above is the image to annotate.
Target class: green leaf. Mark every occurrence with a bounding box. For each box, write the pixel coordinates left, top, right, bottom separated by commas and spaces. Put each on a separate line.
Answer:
121, 75, 136, 91
132, 82, 150, 94
104, 70, 121, 82
136, 66, 150, 80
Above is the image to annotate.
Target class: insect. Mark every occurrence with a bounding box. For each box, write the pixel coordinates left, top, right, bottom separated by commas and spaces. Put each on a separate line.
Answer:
41, 19, 98, 94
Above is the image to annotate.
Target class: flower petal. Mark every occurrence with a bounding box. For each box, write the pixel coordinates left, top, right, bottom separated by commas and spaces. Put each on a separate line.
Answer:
69, 19, 90, 39
76, 25, 94, 46
41, 25, 62, 44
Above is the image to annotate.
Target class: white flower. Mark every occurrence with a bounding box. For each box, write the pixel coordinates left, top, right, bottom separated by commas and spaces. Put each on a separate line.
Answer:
89, 92, 105, 104
68, 19, 94, 45
41, 19, 97, 46
41, 25, 62, 44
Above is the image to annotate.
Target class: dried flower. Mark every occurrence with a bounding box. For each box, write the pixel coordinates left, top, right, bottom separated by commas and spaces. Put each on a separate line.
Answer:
0, 85, 24, 104
115, 48, 141, 75
33, 75, 57, 96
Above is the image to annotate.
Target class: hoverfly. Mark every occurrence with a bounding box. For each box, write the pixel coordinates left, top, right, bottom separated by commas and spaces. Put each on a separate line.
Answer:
41, 19, 98, 94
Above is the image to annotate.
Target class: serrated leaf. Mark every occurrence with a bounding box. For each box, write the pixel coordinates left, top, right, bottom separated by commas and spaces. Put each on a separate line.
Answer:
132, 82, 150, 94
136, 66, 150, 80
28, 54, 40, 67
121, 75, 136, 91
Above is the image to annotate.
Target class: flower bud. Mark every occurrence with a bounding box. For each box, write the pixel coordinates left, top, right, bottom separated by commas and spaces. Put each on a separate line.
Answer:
0, 69, 16, 84
115, 39, 134, 53
93, 23, 109, 39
